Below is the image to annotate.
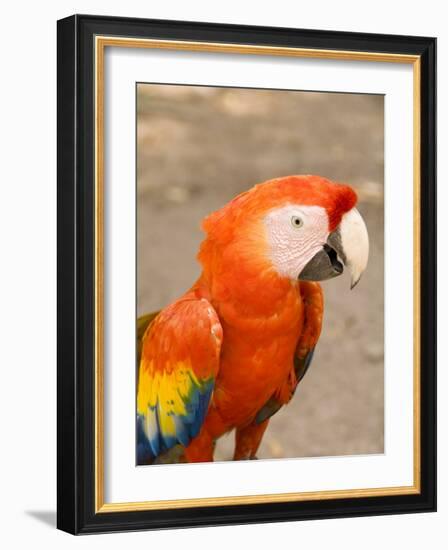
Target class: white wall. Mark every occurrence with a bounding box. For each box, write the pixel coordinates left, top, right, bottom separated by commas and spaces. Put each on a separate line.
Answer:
0, 1, 444, 548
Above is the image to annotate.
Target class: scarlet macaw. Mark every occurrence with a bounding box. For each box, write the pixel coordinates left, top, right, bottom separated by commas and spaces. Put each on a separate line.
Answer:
137, 175, 369, 464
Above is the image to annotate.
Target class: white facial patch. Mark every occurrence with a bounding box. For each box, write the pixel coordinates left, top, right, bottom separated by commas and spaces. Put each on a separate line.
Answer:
263, 204, 329, 280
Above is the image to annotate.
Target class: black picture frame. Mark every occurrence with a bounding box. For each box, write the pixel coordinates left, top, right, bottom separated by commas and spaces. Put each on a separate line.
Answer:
57, 14, 436, 534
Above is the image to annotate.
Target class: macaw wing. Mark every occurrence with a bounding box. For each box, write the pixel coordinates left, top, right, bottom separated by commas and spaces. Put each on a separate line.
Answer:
255, 282, 323, 424
137, 297, 223, 463
136, 311, 160, 387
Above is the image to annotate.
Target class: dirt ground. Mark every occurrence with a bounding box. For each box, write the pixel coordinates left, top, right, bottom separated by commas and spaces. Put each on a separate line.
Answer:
137, 84, 384, 460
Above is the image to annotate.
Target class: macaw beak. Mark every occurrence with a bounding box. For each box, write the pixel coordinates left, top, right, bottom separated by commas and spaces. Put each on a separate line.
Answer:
298, 208, 369, 289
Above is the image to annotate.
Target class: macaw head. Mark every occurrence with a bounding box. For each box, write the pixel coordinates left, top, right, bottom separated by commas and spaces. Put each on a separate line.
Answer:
200, 175, 369, 289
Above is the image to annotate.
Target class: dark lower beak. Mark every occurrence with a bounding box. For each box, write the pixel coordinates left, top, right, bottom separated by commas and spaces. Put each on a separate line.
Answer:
298, 243, 343, 282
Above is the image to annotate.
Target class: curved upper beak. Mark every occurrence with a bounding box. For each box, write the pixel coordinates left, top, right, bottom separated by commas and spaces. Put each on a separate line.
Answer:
299, 208, 369, 289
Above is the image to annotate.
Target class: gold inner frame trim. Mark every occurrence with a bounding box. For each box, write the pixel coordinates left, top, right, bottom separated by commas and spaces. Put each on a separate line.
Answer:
94, 35, 421, 513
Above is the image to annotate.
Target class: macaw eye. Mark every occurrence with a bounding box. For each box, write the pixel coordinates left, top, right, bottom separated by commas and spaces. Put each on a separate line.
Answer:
291, 215, 304, 228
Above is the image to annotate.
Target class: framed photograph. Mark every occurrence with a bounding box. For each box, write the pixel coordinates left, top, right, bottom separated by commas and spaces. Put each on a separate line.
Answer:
57, 14, 436, 534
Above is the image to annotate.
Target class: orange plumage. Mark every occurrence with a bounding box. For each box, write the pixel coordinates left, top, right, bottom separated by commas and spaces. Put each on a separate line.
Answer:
137, 175, 366, 463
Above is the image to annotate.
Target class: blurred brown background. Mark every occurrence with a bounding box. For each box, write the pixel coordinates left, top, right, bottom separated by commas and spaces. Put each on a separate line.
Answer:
137, 84, 384, 460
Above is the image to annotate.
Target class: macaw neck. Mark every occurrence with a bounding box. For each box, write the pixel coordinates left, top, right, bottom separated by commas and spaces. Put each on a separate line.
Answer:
196, 240, 298, 318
